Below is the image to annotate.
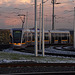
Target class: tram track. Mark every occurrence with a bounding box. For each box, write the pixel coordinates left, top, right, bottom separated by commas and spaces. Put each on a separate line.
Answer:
0, 63, 75, 74
0, 63, 75, 67
3, 48, 73, 58
39, 52, 75, 57
1, 45, 75, 58
1, 47, 75, 74
7, 71, 75, 75
17, 47, 75, 58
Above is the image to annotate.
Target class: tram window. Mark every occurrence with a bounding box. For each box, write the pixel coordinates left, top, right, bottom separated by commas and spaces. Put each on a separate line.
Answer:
32, 33, 35, 41
62, 33, 68, 40
28, 33, 31, 41
13, 30, 22, 43
51, 33, 55, 37
55, 33, 58, 40
51, 36, 54, 43
45, 33, 49, 40
62, 35, 66, 39
45, 36, 49, 40
22, 39, 25, 43
10, 35, 12, 43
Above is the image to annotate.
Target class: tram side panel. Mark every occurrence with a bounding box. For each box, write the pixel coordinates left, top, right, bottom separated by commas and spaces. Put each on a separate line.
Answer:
50, 32, 70, 44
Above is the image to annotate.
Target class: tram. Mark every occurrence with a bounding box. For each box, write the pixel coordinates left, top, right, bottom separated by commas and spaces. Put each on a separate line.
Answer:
9, 28, 70, 49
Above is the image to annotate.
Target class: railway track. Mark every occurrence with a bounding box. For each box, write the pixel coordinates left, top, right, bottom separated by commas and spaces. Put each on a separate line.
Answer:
0, 63, 75, 67
0, 63, 75, 74
4, 71, 75, 75
38, 51, 75, 57
17, 48, 75, 58
2, 46, 75, 57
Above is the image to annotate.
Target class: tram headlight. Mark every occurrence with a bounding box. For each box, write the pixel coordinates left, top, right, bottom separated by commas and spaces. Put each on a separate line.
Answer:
13, 43, 22, 46
18, 43, 22, 46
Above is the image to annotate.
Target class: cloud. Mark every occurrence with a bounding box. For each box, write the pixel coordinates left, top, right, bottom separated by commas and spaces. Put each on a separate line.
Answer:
0, 0, 74, 30
5, 18, 21, 26
0, 0, 32, 5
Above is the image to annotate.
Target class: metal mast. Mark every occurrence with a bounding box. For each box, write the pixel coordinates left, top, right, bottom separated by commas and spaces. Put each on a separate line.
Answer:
52, 0, 55, 30
35, 0, 38, 56
74, 7, 75, 48
41, 0, 48, 56
26, 12, 28, 31
42, 0, 45, 56
39, 4, 42, 50
26, 12, 28, 41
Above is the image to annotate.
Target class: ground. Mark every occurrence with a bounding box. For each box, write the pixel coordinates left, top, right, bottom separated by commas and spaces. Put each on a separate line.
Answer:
0, 48, 75, 63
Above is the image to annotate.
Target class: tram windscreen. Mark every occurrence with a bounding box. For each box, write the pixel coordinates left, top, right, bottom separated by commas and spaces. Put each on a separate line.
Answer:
13, 30, 22, 43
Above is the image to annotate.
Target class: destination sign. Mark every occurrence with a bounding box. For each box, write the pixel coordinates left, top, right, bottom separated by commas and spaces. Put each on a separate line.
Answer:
14, 31, 21, 33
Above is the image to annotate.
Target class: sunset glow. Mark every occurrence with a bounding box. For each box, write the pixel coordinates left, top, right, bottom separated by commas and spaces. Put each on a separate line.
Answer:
0, 0, 32, 4
0, 0, 75, 30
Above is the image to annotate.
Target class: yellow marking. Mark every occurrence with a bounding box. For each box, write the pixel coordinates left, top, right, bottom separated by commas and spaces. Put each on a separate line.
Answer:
55, 40, 58, 41
13, 43, 16, 45
9, 42, 11, 44
22, 43, 26, 44
45, 40, 49, 42
32, 41, 35, 42
27, 41, 31, 42
61, 40, 68, 41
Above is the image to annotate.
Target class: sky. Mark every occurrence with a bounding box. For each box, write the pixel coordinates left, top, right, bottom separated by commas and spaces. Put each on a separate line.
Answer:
0, 0, 75, 30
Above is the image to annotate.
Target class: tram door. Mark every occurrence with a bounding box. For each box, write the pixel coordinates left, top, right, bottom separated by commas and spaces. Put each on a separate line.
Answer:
58, 33, 61, 44
54, 33, 58, 44
51, 33, 54, 43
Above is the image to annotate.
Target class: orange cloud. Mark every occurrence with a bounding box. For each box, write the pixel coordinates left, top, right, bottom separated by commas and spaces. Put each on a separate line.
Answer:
0, 0, 31, 4
5, 18, 21, 26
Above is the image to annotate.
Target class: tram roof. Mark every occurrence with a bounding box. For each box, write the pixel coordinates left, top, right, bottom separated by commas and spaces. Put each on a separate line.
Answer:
29, 28, 49, 33
26, 29, 70, 33
50, 30, 70, 33
11, 28, 70, 33
11, 28, 24, 30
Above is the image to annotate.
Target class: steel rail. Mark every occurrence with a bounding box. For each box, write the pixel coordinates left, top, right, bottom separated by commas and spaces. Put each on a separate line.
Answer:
4, 71, 75, 75
0, 63, 75, 67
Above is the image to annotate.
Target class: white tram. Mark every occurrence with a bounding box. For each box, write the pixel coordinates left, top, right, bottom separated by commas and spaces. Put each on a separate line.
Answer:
9, 28, 70, 49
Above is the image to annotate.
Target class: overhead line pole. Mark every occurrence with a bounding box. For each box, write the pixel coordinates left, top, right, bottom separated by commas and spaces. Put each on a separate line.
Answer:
41, 0, 48, 56
26, 12, 28, 31
22, 15, 25, 29
42, 0, 45, 56
35, 0, 38, 56
52, 0, 55, 30
39, 4, 42, 50
74, 7, 75, 48
26, 12, 28, 41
